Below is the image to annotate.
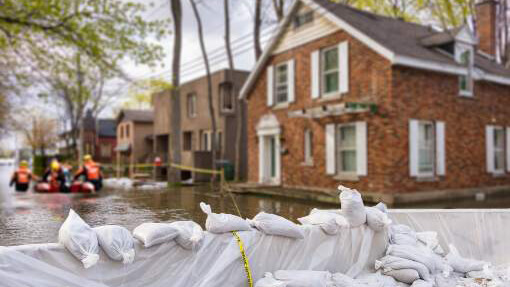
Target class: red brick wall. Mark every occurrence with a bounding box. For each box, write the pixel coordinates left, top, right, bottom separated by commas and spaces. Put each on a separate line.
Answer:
389, 66, 510, 193
476, 1, 497, 56
247, 31, 510, 194
246, 30, 394, 193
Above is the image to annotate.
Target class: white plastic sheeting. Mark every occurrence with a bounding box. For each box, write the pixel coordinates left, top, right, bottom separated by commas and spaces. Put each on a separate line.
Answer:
0, 225, 387, 287
389, 209, 510, 265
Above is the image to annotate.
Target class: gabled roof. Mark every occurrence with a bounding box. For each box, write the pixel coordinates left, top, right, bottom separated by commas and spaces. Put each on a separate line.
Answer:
240, 0, 510, 98
117, 109, 154, 124
97, 119, 116, 137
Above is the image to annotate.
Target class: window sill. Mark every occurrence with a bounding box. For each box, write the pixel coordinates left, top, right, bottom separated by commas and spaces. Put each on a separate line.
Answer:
415, 176, 438, 182
272, 102, 290, 110
300, 160, 314, 167
318, 93, 342, 102
459, 91, 474, 98
491, 172, 506, 178
334, 173, 359, 182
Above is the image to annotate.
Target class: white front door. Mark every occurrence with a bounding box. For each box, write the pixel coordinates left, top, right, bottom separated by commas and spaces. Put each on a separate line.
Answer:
259, 134, 280, 185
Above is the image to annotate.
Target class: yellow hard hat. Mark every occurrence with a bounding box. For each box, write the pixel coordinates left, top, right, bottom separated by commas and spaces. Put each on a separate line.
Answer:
51, 160, 60, 171
84, 154, 92, 161
20, 161, 28, 167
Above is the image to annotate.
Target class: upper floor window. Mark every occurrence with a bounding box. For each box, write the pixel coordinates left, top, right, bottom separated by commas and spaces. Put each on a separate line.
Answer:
187, 93, 197, 118
125, 125, 130, 138
120, 126, 124, 139
220, 82, 234, 112
275, 63, 289, 104
322, 46, 340, 95
293, 11, 314, 29
456, 45, 473, 97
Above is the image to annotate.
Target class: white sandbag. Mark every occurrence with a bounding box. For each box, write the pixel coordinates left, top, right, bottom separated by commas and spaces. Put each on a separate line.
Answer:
274, 270, 330, 287
382, 269, 420, 284
366, 207, 392, 232
298, 209, 348, 235
389, 225, 417, 246
249, 212, 304, 239
170, 221, 204, 250
329, 272, 357, 287
93, 225, 135, 264
132, 223, 179, 248
255, 272, 287, 287
338, 185, 366, 227
410, 280, 432, 287
374, 202, 388, 213
375, 256, 431, 281
199, 202, 251, 233
58, 209, 100, 269
386, 244, 443, 274
445, 244, 486, 274
416, 231, 444, 255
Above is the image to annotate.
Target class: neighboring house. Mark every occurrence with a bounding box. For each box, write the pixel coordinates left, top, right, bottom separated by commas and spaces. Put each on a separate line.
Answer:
82, 110, 117, 163
115, 109, 154, 176
152, 69, 249, 181
240, 0, 510, 201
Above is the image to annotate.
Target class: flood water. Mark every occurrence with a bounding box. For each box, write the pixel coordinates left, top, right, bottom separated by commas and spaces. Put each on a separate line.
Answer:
2, 165, 510, 246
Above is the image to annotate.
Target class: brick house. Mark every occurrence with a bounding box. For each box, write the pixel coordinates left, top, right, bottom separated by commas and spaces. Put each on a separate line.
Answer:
152, 69, 249, 181
115, 109, 154, 176
82, 110, 117, 163
240, 0, 510, 202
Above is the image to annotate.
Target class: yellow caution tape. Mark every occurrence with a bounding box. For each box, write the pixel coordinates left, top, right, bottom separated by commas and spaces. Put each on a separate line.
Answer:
232, 231, 253, 287
169, 163, 223, 175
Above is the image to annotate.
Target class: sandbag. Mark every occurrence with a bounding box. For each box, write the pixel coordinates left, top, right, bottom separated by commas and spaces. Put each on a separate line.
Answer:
416, 232, 444, 255
93, 225, 135, 264
375, 255, 431, 281
445, 245, 486, 274
389, 225, 417, 246
58, 209, 100, 269
274, 270, 330, 287
382, 269, 420, 284
386, 244, 443, 274
355, 272, 398, 287
366, 207, 392, 232
329, 272, 357, 287
199, 202, 251, 233
132, 223, 179, 248
338, 185, 366, 227
170, 221, 204, 250
255, 272, 287, 287
249, 212, 304, 239
298, 209, 348, 235
374, 202, 388, 213
410, 280, 432, 287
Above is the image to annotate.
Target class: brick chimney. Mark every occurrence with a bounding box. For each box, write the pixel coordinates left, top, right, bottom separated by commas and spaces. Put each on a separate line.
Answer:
475, 0, 497, 56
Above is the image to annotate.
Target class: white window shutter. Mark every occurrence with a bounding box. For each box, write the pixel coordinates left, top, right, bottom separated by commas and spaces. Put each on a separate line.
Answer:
409, 119, 419, 177
267, 66, 274, 107
288, 59, 295, 103
311, 50, 320, 99
325, 124, 336, 175
436, 121, 446, 176
339, 41, 349, 94
356, 121, 367, 176
486, 125, 494, 173
507, 127, 510, 172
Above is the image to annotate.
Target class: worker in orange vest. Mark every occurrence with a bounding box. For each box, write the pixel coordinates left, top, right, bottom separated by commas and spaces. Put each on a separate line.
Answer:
74, 155, 103, 191
42, 160, 69, 193
10, 161, 36, 192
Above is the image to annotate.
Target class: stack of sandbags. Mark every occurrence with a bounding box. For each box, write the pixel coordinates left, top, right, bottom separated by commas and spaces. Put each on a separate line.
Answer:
103, 178, 134, 190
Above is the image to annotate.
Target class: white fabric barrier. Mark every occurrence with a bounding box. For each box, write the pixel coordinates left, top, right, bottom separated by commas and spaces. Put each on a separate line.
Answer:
0, 225, 387, 287
389, 209, 510, 265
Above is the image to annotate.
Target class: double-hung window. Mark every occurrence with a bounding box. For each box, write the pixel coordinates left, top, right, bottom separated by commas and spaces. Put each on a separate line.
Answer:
487, 126, 506, 174
220, 82, 234, 112
304, 129, 313, 164
418, 122, 435, 175
494, 127, 505, 172
321, 46, 339, 95
187, 93, 197, 118
274, 63, 288, 104
337, 124, 357, 174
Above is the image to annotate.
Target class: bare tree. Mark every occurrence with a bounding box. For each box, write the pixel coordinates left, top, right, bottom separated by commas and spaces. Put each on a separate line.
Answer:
190, 0, 218, 183
254, 0, 263, 60
169, 0, 183, 183
272, 0, 285, 22
13, 111, 58, 159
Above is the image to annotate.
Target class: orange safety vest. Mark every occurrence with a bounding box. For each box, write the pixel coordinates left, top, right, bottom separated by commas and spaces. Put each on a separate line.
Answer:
85, 162, 100, 180
16, 168, 31, 184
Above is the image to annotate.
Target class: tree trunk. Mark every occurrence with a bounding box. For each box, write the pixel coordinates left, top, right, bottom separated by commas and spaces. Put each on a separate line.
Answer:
190, 0, 217, 185
169, 0, 182, 183
254, 0, 263, 60
272, 0, 284, 22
